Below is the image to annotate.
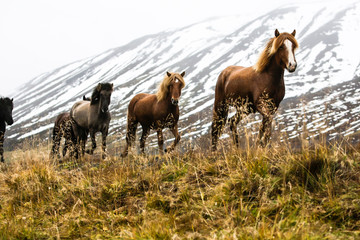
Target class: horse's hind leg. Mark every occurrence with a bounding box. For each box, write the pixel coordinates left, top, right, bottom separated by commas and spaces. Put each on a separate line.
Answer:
51, 126, 62, 159
139, 126, 150, 155
121, 120, 138, 157
63, 140, 68, 157
211, 101, 229, 151
166, 125, 180, 153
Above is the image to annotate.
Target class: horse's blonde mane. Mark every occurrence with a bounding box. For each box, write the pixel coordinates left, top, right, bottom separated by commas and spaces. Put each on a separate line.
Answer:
253, 32, 299, 73
156, 72, 185, 101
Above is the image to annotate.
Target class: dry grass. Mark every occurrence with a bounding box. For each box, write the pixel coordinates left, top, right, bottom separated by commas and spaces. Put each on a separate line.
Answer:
0, 137, 360, 239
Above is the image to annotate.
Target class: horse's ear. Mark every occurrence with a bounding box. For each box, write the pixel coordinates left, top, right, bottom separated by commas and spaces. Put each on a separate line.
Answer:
275, 29, 280, 37
10, 98, 13, 102
96, 83, 102, 92
111, 83, 114, 91
166, 72, 171, 77
180, 71, 185, 77
291, 29, 296, 37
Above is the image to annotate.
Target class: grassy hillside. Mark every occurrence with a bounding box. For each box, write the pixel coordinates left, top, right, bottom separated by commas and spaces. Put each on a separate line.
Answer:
0, 139, 359, 239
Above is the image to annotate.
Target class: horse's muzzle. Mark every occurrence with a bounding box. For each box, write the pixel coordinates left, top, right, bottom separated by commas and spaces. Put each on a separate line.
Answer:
287, 62, 297, 73
171, 98, 179, 106
7, 118, 14, 125
101, 107, 109, 113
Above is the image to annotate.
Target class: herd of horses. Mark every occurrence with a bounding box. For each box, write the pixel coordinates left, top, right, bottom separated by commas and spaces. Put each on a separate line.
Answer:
0, 29, 298, 162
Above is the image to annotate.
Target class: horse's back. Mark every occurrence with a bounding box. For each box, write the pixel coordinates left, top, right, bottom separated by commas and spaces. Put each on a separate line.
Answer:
129, 93, 154, 111
71, 101, 90, 128
217, 66, 256, 101
128, 93, 157, 122
54, 112, 70, 127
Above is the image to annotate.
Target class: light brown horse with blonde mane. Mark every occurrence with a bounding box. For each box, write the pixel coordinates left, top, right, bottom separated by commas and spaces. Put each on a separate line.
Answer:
121, 71, 185, 157
211, 29, 299, 151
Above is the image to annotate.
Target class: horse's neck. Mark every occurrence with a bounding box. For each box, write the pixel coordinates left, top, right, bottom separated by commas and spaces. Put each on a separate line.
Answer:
266, 57, 285, 84
90, 102, 110, 120
90, 102, 100, 114
159, 95, 177, 112
0, 119, 5, 132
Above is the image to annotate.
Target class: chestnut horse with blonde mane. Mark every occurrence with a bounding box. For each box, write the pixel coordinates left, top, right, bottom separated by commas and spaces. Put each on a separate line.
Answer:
211, 29, 299, 151
121, 71, 185, 157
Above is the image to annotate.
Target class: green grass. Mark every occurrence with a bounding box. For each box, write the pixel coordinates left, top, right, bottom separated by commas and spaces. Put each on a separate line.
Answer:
0, 141, 360, 239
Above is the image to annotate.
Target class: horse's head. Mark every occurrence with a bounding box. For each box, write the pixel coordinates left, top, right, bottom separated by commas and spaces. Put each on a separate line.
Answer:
167, 71, 185, 106
272, 29, 298, 73
1, 98, 14, 125
91, 83, 114, 113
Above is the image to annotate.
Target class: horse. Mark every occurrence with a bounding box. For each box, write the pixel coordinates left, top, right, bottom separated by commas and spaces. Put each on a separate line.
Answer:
0, 97, 14, 163
70, 83, 113, 158
83, 95, 90, 101
50, 112, 82, 159
211, 29, 298, 151
51, 96, 91, 159
121, 71, 186, 157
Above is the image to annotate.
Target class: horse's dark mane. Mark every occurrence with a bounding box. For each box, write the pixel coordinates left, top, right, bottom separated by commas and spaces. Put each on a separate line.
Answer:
99, 83, 113, 91
91, 83, 113, 105
0, 97, 13, 108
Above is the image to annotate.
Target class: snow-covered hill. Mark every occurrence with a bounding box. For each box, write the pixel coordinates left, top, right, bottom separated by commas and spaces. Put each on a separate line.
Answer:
5, 2, 360, 148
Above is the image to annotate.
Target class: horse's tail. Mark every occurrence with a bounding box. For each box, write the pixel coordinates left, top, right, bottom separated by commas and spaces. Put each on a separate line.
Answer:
51, 113, 68, 158
211, 69, 231, 151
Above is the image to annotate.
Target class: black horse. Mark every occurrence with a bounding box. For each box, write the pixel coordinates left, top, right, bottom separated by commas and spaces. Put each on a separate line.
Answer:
0, 97, 14, 163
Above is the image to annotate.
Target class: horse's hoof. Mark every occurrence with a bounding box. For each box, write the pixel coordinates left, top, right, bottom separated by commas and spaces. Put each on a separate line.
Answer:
86, 149, 94, 155
165, 148, 173, 153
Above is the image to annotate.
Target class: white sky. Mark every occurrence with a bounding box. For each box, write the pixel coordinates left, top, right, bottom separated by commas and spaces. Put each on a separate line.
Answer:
0, 0, 330, 96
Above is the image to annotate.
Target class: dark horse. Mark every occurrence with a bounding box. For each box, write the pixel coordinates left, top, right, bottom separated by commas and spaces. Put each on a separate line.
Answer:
51, 113, 79, 158
211, 29, 298, 151
70, 83, 113, 158
51, 96, 91, 159
121, 71, 186, 157
0, 97, 14, 163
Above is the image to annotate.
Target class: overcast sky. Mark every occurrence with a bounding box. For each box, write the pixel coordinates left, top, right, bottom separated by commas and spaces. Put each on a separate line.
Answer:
0, 0, 332, 96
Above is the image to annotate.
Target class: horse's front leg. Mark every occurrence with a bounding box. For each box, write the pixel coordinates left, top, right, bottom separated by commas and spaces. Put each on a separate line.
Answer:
165, 125, 180, 153
229, 109, 243, 148
0, 132, 4, 163
258, 115, 273, 147
140, 126, 150, 155
101, 128, 108, 159
157, 129, 164, 155
89, 130, 96, 155
256, 97, 276, 147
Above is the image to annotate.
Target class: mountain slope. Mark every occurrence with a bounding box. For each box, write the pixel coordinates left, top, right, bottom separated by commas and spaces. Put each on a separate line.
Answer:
5, 2, 360, 149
